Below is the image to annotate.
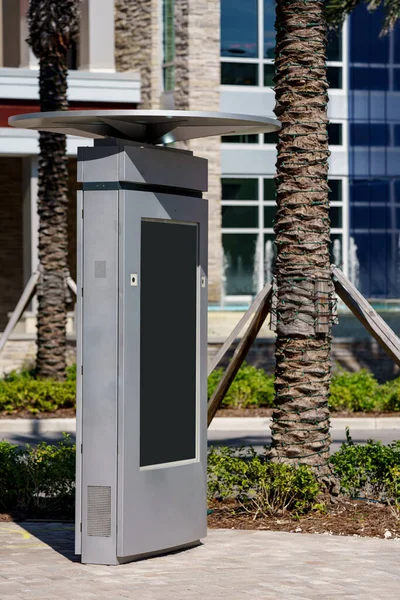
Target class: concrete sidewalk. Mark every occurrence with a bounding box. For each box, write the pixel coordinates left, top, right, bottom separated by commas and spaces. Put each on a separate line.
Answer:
209, 417, 400, 431
0, 522, 398, 599
0, 416, 399, 435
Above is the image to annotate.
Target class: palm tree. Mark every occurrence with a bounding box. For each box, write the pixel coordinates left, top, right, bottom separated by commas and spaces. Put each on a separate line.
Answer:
27, 0, 79, 380
326, 0, 399, 33
270, 0, 337, 489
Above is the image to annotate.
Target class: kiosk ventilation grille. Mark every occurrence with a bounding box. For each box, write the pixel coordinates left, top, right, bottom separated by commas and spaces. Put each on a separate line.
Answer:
87, 486, 111, 537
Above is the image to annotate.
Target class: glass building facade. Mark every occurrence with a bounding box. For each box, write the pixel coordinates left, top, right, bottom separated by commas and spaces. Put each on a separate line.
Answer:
349, 5, 400, 298
219, 0, 400, 301
220, 0, 346, 302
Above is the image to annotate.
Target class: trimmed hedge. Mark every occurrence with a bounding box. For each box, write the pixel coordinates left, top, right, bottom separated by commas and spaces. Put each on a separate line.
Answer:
0, 366, 76, 414
209, 364, 400, 413
330, 429, 400, 506
208, 362, 275, 409
2, 434, 398, 519
0, 434, 75, 518
208, 446, 320, 516
1, 362, 400, 414
209, 435, 400, 511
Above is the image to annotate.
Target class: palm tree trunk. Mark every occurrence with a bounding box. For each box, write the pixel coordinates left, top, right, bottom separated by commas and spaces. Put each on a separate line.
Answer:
36, 54, 69, 380
271, 0, 336, 489
28, 0, 79, 380
36, 144, 69, 379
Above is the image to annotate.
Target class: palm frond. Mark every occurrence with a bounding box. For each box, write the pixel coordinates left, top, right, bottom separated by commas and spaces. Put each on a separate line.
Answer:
326, 0, 400, 34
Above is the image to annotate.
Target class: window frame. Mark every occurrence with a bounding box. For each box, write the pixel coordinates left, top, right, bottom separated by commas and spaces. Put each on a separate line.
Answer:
162, 0, 176, 92
220, 0, 344, 90
221, 176, 347, 301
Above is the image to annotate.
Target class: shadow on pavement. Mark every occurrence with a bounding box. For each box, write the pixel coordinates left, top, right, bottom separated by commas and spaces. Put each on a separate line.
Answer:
1, 432, 77, 446
19, 521, 78, 562
208, 435, 271, 448
207, 434, 384, 454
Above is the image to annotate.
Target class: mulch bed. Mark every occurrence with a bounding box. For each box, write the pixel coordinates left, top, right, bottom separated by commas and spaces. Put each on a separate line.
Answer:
2, 499, 398, 540
1, 408, 399, 419
208, 498, 400, 539
0, 408, 76, 419
0, 514, 13, 522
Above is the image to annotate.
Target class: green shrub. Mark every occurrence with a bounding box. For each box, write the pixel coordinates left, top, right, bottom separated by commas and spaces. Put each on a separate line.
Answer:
0, 434, 75, 517
208, 446, 320, 515
207, 363, 275, 409
329, 369, 383, 412
66, 363, 77, 381
330, 428, 400, 505
0, 369, 76, 414
0, 441, 22, 509
3, 361, 400, 415
379, 379, 400, 412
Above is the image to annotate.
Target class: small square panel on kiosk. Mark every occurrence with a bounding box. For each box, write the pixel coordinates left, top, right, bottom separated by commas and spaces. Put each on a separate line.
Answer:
140, 219, 197, 468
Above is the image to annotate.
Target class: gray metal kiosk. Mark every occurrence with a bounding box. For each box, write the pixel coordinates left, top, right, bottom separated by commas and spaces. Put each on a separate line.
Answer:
9, 110, 280, 565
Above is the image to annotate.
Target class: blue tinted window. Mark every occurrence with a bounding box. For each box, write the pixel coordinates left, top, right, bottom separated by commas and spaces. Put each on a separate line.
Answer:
222, 178, 258, 200
350, 4, 388, 63
350, 124, 388, 146
394, 126, 400, 146
394, 22, 400, 62
221, 134, 259, 144
221, 62, 258, 85
222, 206, 258, 228
369, 234, 388, 296
370, 180, 389, 202
350, 181, 400, 297
327, 29, 342, 61
221, 0, 258, 58
351, 67, 389, 90
264, 131, 279, 144
393, 70, 400, 90
350, 124, 369, 145
351, 205, 370, 228
350, 179, 389, 204
264, 0, 275, 58
329, 180, 342, 201
222, 233, 258, 294
351, 180, 369, 203
370, 206, 390, 228
264, 64, 275, 86
328, 123, 342, 145
327, 66, 342, 89
329, 206, 342, 227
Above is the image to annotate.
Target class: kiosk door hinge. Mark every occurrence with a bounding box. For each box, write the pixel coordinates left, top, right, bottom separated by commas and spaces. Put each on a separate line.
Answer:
81, 365, 83, 375
81, 209, 84, 219
81, 444, 83, 454
80, 522, 82, 532
81, 287, 83, 297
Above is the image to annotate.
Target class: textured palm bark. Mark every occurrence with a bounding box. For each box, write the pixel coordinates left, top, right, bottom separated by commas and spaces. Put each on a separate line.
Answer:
36, 127, 69, 380
271, 0, 336, 488
28, 1, 79, 380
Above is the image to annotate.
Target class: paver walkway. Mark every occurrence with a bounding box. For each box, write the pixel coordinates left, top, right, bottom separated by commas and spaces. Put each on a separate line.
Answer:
0, 522, 398, 599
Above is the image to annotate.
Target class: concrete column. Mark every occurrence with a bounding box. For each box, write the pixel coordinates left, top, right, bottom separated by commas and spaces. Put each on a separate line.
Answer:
1, 0, 38, 68
22, 156, 39, 312
174, 0, 222, 304
79, 0, 116, 72
115, 0, 162, 109
114, 0, 222, 301
19, 0, 39, 69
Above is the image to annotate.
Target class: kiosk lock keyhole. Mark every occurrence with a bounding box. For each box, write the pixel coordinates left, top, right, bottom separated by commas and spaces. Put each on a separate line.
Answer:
130, 274, 138, 286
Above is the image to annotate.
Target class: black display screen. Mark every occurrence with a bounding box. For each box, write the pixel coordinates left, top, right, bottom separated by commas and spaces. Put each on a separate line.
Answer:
140, 220, 197, 467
